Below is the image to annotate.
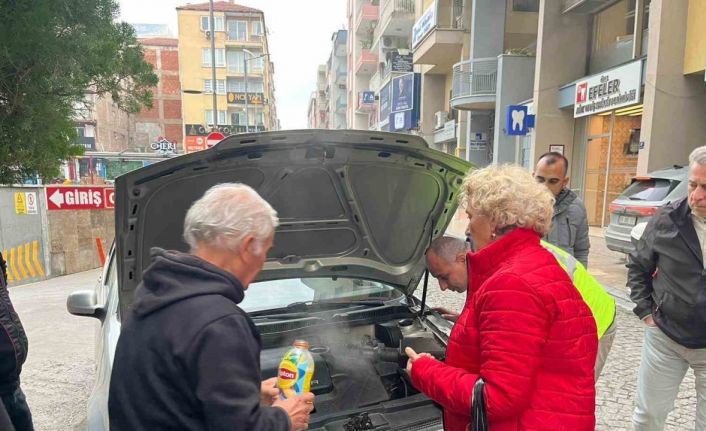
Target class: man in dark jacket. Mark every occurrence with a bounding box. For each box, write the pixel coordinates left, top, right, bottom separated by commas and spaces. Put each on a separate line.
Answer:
109, 183, 314, 431
534, 152, 591, 267
0, 253, 33, 431
628, 145, 706, 431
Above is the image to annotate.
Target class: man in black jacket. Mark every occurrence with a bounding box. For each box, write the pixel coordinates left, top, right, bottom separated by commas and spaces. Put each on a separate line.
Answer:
109, 183, 314, 431
0, 253, 33, 431
628, 145, 706, 431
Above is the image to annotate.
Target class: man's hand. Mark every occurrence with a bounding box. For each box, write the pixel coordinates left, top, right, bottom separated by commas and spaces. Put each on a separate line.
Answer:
260, 377, 279, 406
404, 347, 433, 375
431, 307, 460, 322
643, 315, 657, 328
273, 392, 315, 431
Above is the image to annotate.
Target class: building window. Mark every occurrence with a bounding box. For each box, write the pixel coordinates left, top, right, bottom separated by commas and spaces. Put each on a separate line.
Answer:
255, 112, 264, 126
230, 111, 246, 125
202, 48, 225, 67
590, 0, 640, 73
512, 0, 539, 12
247, 50, 265, 71
200, 16, 225, 32
204, 79, 226, 94
227, 50, 245, 73
252, 21, 263, 36
206, 110, 228, 125
227, 20, 248, 41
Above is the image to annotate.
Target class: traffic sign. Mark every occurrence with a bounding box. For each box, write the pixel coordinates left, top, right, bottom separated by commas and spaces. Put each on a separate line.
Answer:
104, 188, 115, 209
45, 187, 113, 211
206, 132, 226, 148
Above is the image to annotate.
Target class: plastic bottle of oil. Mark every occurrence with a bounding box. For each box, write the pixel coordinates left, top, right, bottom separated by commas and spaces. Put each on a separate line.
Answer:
277, 340, 315, 399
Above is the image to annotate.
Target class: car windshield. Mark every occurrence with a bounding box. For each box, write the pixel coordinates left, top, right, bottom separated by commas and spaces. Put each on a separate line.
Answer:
619, 178, 680, 201
239, 277, 403, 313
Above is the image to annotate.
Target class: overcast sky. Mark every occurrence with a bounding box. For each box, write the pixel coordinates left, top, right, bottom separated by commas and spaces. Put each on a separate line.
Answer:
118, 0, 347, 129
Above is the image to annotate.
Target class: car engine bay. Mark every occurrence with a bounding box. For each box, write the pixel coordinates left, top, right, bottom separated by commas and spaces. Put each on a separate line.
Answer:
258, 312, 450, 431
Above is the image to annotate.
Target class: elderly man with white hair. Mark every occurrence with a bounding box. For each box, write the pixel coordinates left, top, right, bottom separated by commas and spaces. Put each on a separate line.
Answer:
629, 145, 706, 431
108, 184, 314, 431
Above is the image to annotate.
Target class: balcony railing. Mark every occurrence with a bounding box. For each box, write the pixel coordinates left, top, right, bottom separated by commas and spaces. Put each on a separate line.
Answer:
451, 57, 499, 100
356, 49, 378, 75
356, 2, 379, 34
375, 0, 414, 40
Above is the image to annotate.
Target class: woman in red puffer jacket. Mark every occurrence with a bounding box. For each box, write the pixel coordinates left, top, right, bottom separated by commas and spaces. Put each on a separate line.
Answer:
407, 165, 597, 431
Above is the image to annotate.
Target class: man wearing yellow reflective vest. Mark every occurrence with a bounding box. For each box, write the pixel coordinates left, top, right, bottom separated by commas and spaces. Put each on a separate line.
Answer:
426, 236, 617, 379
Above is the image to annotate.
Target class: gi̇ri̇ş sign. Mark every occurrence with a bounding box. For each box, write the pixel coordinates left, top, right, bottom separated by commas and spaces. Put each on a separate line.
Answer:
574, 60, 642, 118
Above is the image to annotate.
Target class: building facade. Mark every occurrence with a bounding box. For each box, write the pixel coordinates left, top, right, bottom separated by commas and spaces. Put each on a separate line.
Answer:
328, 30, 349, 129
134, 37, 183, 153
176, 1, 278, 153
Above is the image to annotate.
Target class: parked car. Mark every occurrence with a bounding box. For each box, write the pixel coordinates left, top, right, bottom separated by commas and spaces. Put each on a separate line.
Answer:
604, 166, 688, 253
66, 130, 471, 431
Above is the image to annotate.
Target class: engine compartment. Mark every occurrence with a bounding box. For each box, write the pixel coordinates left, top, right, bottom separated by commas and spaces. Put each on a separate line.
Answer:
258, 314, 449, 430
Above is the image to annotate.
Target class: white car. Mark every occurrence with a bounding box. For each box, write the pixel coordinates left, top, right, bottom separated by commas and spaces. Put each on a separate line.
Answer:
68, 129, 472, 430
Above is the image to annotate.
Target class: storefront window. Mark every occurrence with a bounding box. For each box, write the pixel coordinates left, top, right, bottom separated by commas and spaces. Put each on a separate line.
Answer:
583, 112, 641, 226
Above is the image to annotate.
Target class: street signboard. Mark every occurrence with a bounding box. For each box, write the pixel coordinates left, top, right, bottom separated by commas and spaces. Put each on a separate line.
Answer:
206, 132, 226, 148
46, 186, 113, 211
104, 188, 115, 209
506, 105, 529, 136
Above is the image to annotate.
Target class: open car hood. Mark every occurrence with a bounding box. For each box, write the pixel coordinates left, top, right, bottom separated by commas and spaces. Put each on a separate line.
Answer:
115, 130, 471, 314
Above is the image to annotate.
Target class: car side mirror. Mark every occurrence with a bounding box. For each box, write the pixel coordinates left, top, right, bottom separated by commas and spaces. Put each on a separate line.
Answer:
67, 290, 105, 319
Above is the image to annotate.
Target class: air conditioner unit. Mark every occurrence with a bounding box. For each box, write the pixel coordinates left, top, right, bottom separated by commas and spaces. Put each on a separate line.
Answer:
381, 36, 395, 49
435, 111, 448, 129
338, 84, 346, 90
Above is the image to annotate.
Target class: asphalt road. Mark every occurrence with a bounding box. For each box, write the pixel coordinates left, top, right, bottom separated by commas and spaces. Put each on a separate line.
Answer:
9, 269, 100, 431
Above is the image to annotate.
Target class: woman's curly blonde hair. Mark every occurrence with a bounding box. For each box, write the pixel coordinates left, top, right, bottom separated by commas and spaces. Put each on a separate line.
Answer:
459, 164, 555, 235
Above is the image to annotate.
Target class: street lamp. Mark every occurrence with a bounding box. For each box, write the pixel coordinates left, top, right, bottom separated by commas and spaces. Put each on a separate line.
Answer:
208, 0, 218, 130
243, 49, 270, 133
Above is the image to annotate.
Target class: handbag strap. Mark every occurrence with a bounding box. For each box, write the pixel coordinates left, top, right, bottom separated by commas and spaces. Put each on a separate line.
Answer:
471, 378, 488, 431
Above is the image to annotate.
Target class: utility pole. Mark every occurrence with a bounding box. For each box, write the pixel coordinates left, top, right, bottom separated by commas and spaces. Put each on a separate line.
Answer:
209, 0, 218, 130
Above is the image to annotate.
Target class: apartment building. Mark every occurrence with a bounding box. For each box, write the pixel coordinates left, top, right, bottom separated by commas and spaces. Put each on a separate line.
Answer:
176, 1, 278, 152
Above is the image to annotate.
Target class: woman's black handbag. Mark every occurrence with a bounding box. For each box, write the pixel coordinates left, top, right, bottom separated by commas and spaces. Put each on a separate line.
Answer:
470, 378, 488, 431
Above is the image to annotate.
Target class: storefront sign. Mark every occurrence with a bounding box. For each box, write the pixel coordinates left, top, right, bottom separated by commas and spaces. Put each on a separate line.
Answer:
389, 52, 413, 73
45, 186, 114, 211
185, 136, 207, 153
227, 92, 264, 105
391, 73, 415, 112
469, 132, 488, 150
412, 1, 437, 49
574, 60, 641, 118
150, 137, 177, 155
185, 124, 264, 137
434, 120, 456, 143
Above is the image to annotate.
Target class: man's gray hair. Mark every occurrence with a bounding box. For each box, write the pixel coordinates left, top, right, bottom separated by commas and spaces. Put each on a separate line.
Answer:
426, 236, 469, 263
183, 183, 279, 253
689, 146, 706, 166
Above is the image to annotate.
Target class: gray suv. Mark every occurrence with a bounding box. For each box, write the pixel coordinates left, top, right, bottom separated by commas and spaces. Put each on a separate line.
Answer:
604, 166, 688, 253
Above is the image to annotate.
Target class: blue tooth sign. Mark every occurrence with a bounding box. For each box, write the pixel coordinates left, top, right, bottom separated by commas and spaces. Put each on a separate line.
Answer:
506, 105, 529, 136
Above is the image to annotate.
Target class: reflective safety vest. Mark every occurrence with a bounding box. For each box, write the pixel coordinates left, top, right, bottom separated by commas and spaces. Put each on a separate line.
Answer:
541, 240, 616, 339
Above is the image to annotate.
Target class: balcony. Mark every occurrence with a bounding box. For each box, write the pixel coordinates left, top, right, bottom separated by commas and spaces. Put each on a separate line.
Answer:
450, 58, 498, 110
369, 71, 381, 92
336, 68, 346, 85
356, 49, 378, 75
412, 1, 466, 73
374, 0, 415, 42
356, 2, 379, 35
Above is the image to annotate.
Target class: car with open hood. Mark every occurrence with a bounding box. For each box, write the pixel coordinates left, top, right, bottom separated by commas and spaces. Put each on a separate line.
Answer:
67, 129, 472, 431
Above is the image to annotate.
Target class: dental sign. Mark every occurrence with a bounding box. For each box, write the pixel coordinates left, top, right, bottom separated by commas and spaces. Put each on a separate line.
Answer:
506, 105, 529, 136
412, 1, 436, 48
574, 60, 642, 118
